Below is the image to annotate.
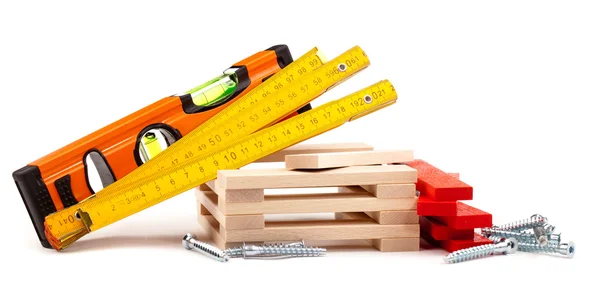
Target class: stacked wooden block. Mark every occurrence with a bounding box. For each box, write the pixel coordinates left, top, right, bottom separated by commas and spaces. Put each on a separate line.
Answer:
407, 160, 494, 252
195, 143, 422, 252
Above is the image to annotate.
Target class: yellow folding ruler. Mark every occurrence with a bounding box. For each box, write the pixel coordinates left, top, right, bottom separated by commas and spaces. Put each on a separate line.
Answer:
44, 45, 398, 250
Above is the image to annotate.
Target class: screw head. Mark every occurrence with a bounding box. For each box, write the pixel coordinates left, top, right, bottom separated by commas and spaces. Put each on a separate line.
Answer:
530, 214, 547, 223
506, 237, 518, 254
182, 233, 197, 250
563, 241, 575, 258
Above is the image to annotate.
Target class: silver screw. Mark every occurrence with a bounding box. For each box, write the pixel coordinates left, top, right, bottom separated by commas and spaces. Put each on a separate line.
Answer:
482, 227, 562, 245
225, 241, 306, 258
492, 214, 547, 232
544, 223, 556, 235
182, 233, 229, 262
532, 225, 549, 246
443, 237, 518, 264
487, 234, 561, 246
225, 242, 326, 259
481, 227, 539, 242
518, 241, 575, 258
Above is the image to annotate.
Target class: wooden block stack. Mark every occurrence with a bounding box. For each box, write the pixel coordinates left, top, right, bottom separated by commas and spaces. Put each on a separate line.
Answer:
405, 160, 494, 252
195, 143, 422, 252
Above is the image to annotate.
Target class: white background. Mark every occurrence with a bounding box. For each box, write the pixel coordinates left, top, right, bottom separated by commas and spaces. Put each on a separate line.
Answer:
1, 0, 598, 292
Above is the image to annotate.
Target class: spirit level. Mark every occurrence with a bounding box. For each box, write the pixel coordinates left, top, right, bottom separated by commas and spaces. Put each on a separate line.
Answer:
13, 45, 317, 248
44, 46, 390, 251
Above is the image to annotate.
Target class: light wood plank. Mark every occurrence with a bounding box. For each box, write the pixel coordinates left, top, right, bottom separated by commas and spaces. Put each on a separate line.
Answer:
217, 165, 417, 189
199, 190, 417, 215
205, 180, 263, 202
256, 143, 373, 162
339, 184, 416, 198
285, 150, 413, 169
197, 190, 265, 230
214, 215, 419, 242
365, 210, 419, 224
197, 213, 249, 249
372, 238, 420, 252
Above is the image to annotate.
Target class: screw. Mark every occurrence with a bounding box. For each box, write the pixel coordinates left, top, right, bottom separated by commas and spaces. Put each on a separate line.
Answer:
225, 241, 306, 258
225, 242, 326, 259
518, 241, 575, 258
492, 214, 547, 232
544, 223, 556, 235
443, 237, 518, 264
481, 227, 539, 242
532, 225, 549, 246
182, 233, 229, 262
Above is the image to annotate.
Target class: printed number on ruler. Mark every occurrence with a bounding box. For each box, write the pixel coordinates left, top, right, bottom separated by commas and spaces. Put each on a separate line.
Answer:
45, 79, 396, 250
45, 46, 373, 249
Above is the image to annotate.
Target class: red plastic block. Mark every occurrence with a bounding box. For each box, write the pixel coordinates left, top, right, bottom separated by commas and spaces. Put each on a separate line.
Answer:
420, 216, 474, 240
423, 233, 493, 252
417, 195, 458, 216
431, 202, 492, 229
404, 160, 473, 201
439, 233, 494, 252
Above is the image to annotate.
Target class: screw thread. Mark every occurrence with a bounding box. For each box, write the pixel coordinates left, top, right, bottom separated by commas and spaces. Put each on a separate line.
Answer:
224, 247, 243, 258
532, 226, 549, 246
517, 241, 574, 258
443, 244, 497, 264
482, 228, 537, 242
224, 241, 306, 258
493, 214, 547, 231
517, 241, 560, 253
256, 246, 326, 257
190, 240, 229, 262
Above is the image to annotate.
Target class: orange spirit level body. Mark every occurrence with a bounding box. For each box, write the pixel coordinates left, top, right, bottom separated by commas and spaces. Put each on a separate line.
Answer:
13, 45, 309, 248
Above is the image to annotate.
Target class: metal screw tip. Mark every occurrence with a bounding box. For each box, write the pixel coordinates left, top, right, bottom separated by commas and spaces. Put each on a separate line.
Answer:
182, 233, 196, 250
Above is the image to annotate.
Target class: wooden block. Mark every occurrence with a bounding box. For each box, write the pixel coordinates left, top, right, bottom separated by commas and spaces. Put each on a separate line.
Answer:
405, 159, 473, 201
340, 184, 416, 198
217, 165, 417, 189
199, 184, 212, 191
201, 189, 417, 215
205, 180, 263, 202
256, 143, 374, 162
430, 202, 492, 229
197, 213, 256, 249
209, 215, 419, 242
197, 190, 265, 229
285, 150, 413, 169
419, 216, 474, 240
365, 210, 419, 224
372, 238, 420, 252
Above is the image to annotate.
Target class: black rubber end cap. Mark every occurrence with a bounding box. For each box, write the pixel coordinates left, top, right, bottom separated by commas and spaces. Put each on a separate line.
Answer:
266, 45, 293, 68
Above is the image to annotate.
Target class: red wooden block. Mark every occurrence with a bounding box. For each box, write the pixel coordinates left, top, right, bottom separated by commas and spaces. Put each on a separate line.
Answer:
420, 216, 474, 240
423, 233, 493, 252
431, 202, 492, 229
404, 160, 473, 201
417, 195, 458, 216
